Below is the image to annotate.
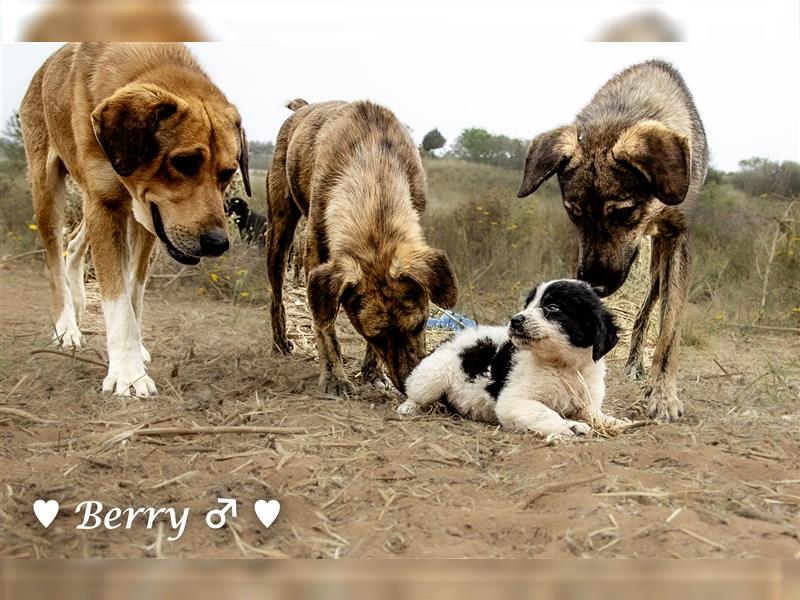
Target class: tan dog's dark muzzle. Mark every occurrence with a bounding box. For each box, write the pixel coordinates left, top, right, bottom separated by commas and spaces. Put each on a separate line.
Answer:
199, 229, 229, 256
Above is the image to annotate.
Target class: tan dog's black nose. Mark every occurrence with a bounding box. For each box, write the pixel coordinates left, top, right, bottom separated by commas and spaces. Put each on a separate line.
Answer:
200, 230, 229, 256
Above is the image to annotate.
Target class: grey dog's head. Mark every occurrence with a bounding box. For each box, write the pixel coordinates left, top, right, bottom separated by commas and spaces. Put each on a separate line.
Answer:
517, 121, 691, 296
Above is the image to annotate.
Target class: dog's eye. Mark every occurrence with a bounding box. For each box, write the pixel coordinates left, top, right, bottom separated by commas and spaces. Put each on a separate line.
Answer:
545, 304, 560, 313
219, 168, 236, 184
611, 206, 636, 223
411, 319, 427, 335
171, 153, 203, 177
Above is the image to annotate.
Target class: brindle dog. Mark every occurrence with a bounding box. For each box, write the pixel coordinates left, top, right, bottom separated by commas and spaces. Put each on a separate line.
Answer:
266, 99, 458, 396
517, 60, 708, 421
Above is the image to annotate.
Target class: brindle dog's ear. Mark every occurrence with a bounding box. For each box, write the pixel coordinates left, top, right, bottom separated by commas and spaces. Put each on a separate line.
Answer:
592, 307, 619, 362
517, 126, 576, 198
612, 120, 691, 205
238, 126, 252, 197
90, 84, 181, 177
307, 262, 355, 327
406, 249, 459, 309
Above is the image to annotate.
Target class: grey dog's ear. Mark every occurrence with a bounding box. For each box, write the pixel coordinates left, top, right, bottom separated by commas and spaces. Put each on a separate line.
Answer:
612, 120, 691, 205
91, 84, 182, 177
592, 308, 619, 362
517, 126, 577, 198
238, 125, 252, 197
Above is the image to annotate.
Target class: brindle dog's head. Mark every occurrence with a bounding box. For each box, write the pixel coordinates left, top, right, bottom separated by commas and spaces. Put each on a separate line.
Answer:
307, 248, 458, 392
517, 120, 690, 296
90, 82, 251, 264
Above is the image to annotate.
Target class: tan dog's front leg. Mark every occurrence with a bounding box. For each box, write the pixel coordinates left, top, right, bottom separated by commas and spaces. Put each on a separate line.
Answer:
313, 323, 356, 397
129, 220, 156, 364
645, 233, 689, 421
86, 202, 156, 396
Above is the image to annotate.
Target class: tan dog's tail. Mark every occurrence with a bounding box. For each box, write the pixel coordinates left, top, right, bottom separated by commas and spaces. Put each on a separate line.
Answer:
286, 98, 309, 111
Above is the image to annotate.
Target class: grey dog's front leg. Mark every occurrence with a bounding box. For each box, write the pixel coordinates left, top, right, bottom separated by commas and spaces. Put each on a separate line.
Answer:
645, 233, 690, 421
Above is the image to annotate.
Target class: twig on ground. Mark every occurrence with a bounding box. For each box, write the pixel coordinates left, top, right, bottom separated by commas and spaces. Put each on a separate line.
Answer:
0, 406, 58, 424
519, 473, 606, 509
30, 349, 108, 369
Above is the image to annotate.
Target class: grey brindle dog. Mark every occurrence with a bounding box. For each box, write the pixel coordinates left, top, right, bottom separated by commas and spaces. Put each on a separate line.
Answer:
517, 60, 708, 421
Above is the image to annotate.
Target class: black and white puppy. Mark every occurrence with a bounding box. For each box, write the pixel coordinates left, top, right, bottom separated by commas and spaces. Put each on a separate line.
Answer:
398, 279, 625, 437
225, 197, 267, 246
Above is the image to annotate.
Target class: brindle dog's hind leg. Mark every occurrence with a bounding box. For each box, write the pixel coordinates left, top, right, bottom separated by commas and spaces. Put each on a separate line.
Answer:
266, 167, 301, 355
645, 232, 690, 421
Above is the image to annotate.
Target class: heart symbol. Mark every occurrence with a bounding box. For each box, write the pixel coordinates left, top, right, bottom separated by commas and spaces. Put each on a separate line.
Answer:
253, 499, 281, 528
33, 499, 59, 528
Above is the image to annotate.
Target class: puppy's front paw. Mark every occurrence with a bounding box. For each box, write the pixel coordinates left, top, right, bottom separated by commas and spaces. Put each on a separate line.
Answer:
140, 344, 152, 363
103, 359, 157, 397
397, 400, 418, 416
565, 420, 591, 436
645, 385, 684, 421
320, 373, 356, 397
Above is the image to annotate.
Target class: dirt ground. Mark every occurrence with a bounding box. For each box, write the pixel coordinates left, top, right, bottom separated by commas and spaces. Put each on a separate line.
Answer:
1, 261, 799, 559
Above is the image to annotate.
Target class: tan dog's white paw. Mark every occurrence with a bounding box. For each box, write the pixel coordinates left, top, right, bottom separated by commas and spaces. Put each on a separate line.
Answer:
53, 312, 83, 349
564, 420, 591, 436
103, 360, 157, 396
140, 344, 152, 363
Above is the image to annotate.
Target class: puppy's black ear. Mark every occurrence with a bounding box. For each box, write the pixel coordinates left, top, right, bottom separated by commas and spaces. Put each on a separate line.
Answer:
593, 308, 619, 362
612, 120, 690, 205
307, 261, 357, 327
91, 84, 181, 177
238, 126, 252, 198
518, 126, 576, 198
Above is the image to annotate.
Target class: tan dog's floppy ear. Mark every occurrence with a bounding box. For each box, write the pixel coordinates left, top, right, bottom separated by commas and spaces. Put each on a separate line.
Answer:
402, 248, 459, 309
612, 120, 691, 205
517, 126, 576, 198
238, 126, 252, 197
90, 84, 181, 177
307, 261, 358, 327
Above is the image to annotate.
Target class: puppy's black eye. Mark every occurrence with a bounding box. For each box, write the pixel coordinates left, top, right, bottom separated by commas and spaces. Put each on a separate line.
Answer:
171, 153, 202, 177
219, 168, 236, 184
546, 304, 560, 313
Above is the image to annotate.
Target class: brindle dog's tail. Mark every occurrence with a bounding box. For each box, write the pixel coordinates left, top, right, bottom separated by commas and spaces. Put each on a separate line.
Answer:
285, 98, 309, 111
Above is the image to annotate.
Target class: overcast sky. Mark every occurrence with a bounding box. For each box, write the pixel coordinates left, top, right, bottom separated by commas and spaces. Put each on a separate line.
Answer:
2, 39, 798, 171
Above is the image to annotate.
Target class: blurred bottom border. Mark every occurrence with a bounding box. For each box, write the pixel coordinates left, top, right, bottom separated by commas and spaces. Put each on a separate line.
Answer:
1, 559, 798, 599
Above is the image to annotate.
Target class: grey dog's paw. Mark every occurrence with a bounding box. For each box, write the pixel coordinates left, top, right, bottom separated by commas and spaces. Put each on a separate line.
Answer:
645, 386, 684, 421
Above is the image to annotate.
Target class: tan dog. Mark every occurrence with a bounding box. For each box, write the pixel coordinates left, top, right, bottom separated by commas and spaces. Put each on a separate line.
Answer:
266, 99, 458, 395
517, 60, 708, 421
20, 43, 251, 396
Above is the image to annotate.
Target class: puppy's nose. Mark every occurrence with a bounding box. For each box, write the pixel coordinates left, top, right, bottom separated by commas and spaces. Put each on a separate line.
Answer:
510, 314, 525, 330
199, 230, 229, 256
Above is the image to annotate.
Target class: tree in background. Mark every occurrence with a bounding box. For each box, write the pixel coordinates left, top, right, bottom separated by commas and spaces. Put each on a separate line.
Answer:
247, 140, 275, 171
0, 111, 25, 166
421, 128, 446, 156
734, 157, 800, 197
450, 127, 528, 170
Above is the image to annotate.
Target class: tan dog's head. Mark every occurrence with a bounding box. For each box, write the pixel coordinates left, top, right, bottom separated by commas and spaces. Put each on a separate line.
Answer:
517, 120, 690, 296
307, 248, 458, 392
91, 82, 251, 264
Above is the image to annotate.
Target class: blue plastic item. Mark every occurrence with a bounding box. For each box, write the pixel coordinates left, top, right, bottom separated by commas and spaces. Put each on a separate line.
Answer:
426, 311, 477, 331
